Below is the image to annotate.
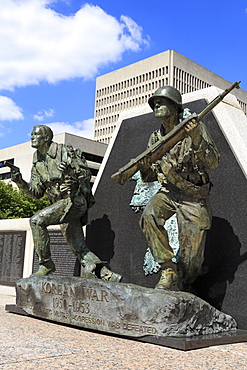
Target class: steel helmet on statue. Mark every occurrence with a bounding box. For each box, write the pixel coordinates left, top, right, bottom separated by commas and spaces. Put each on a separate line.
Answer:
148, 86, 183, 113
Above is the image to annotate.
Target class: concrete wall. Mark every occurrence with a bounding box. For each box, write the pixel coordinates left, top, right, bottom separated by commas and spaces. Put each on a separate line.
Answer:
0, 219, 60, 295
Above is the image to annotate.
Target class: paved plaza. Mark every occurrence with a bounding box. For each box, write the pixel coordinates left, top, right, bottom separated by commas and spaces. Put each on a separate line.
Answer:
0, 294, 246, 370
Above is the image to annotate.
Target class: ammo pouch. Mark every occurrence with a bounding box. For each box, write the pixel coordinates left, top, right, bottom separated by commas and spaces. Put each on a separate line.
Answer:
164, 164, 211, 199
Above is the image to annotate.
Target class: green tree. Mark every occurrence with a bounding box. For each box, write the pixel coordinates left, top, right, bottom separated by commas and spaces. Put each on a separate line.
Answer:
0, 181, 50, 219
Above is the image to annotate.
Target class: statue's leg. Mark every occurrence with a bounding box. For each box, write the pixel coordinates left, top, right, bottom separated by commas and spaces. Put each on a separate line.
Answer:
59, 198, 100, 264
140, 192, 175, 264
178, 223, 207, 289
140, 192, 178, 289
176, 198, 211, 290
59, 221, 100, 264
30, 200, 67, 275
60, 204, 122, 282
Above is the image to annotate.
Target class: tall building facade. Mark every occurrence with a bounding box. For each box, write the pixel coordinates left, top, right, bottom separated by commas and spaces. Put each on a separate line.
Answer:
94, 50, 247, 143
0, 133, 107, 186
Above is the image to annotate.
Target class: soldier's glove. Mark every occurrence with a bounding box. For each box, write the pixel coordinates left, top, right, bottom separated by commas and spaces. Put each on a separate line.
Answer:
60, 175, 77, 194
137, 155, 152, 170
184, 119, 202, 149
57, 161, 68, 173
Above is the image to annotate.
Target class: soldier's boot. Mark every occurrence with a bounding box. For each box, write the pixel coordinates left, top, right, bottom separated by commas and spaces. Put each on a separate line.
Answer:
81, 262, 98, 279
31, 260, 56, 276
155, 267, 178, 291
80, 251, 100, 279
80, 251, 122, 282
100, 266, 122, 282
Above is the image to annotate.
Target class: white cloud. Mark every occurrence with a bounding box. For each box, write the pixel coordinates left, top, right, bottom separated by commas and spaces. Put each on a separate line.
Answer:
120, 15, 150, 48
0, 123, 5, 137
0, 1, 150, 90
0, 96, 24, 121
47, 118, 94, 139
33, 108, 55, 121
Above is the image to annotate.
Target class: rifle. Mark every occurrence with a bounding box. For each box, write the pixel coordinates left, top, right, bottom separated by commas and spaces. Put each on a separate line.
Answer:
3, 161, 20, 173
111, 81, 241, 185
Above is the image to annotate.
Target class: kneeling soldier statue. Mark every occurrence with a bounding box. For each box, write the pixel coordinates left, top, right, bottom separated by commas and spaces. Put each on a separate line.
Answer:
139, 86, 219, 291
111, 82, 240, 292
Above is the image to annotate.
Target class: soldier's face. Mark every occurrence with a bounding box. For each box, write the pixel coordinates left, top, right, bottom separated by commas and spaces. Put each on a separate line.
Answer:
153, 97, 177, 119
31, 127, 48, 149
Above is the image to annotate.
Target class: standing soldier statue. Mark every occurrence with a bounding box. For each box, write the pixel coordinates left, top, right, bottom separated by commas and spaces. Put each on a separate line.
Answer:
8, 124, 121, 282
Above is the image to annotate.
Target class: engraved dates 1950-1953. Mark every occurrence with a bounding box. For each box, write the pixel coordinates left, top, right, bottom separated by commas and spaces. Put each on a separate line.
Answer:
53, 297, 90, 314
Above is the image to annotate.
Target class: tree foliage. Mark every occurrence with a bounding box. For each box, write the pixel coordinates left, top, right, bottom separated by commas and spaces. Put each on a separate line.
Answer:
0, 181, 50, 219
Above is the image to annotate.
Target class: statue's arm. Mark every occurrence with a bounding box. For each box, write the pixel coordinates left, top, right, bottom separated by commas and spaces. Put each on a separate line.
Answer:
185, 120, 219, 169
192, 123, 220, 170
12, 166, 45, 199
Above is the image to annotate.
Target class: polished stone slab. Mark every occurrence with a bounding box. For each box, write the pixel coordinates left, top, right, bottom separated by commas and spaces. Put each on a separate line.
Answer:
0, 230, 26, 286
6, 304, 28, 316
138, 330, 247, 350
32, 230, 80, 277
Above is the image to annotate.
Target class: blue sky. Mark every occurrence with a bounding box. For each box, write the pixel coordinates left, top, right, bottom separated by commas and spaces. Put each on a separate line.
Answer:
1, 0, 247, 148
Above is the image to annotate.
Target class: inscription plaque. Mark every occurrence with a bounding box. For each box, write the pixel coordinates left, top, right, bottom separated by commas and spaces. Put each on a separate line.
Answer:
0, 231, 26, 285
32, 230, 80, 277
16, 276, 236, 338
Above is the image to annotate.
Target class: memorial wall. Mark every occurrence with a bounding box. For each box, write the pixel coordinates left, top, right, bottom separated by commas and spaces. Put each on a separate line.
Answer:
0, 219, 81, 294
32, 230, 80, 277
0, 231, 26, 286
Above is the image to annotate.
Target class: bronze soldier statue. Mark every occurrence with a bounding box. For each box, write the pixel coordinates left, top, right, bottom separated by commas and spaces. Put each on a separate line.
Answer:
10, 124, 121, 281
138, 86, 220, 291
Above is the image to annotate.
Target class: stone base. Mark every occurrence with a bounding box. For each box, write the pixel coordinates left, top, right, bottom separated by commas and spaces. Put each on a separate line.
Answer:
14, 275, 238, 338
6, 303, 247, 350
6, 304, 28, 316
138, 330, 247, 350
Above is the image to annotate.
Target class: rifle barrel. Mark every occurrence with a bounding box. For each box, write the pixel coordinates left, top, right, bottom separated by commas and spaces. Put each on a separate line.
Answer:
111, 81, 241, 185
197, 81, 241, 121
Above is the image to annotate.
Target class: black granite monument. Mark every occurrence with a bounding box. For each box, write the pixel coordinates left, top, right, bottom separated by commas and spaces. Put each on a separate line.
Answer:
0, 230, 26, 285
86, 99, 247, 330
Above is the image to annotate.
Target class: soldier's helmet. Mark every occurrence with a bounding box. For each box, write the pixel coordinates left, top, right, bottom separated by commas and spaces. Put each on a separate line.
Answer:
148, 86, 183, 113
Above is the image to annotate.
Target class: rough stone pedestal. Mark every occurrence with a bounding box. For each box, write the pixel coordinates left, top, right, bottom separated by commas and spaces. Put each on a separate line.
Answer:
11, 275, 247, 350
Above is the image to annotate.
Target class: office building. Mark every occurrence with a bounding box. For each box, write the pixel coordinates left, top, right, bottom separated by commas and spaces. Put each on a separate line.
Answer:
94, 50, 247, 143
0, 133, 107, 186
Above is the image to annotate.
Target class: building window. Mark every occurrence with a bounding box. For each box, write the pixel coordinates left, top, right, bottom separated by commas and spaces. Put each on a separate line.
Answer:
0, 158, 14, 168
0, 172, 11, 180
